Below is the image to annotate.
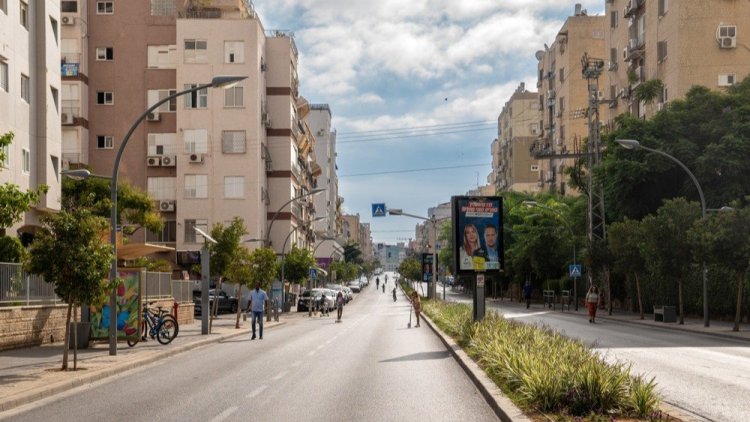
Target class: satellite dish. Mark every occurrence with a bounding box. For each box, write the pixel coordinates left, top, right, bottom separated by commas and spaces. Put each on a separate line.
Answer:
194, 227, 218, 244
535, 50, 545, 61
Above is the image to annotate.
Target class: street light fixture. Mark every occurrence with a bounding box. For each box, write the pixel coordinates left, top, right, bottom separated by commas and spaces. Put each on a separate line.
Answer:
388, 208, 441, 300
615, 138, 710, 327
266, 187, 326, 247
107, 75, 247, 355
278, 216, 326, 316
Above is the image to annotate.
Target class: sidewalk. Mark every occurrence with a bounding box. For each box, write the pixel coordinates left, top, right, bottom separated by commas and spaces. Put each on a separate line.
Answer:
0, 310, 309, 413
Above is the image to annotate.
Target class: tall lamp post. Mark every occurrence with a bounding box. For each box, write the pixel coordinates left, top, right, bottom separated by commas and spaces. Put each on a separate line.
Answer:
523, 201, 579, 310
388, 209, 439, 300
266, 188, 326, 247
616, 139, 710, 327
278, 216, 326, 315
107, 75, 247, 355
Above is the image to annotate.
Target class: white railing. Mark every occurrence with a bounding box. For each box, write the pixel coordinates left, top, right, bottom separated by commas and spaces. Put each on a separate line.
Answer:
171, 280, 193, 303
0, 262, 60, 306
143, 271, 173, 299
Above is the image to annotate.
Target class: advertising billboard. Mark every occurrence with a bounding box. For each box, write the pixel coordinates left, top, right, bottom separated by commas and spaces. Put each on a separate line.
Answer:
421, 253, 436, 283
89, 269, 142, 340
451, 196, 503, 274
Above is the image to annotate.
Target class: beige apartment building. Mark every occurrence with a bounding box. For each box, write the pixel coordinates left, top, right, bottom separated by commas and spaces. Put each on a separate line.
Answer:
535, 5, 605, 196
60, 0, 89, 168
605, 0, 750, 122
492, 82, 542, 194
0, 0, 62, 237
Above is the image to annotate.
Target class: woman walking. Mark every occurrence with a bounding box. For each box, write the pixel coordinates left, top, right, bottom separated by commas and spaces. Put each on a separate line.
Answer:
585, 285, 600, 323
411, 291, 422, 328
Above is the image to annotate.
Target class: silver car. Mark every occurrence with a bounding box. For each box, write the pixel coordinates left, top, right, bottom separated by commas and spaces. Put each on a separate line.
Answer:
312, 288, 335, 311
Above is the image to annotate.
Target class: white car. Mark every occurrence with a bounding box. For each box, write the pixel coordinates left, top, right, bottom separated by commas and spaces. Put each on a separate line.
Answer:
312, 288, 335, 311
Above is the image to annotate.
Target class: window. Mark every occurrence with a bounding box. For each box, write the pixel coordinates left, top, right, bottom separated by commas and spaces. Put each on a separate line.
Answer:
559, 67, 564, 83
0, 58, 7, 92
609, 48, 617, 69
50, 17, 58, 42
222, 131, 246, 153
97, 91, 114, 105
184, 174, 208, 199
20, 1, 28, 29
0, 143, 8, 168
151, 0, 176, 16
224, 86, 243, 108
61, 1, 77, 12
184, 219, 208, 243
147, 45, 177, 69
224, 41, 245, 63
184, 84, 207, 108
96, 135, 114, 149
22, 149, 30, 173
610, 10, 618, 28
184, 39, 207, 63
657, 41, 668, 62
224, 176, 244, 199
718, 73, 737, 87
96, 47, 114, 61
658, 0, 668, 16
183, 129, 208, 154
20, 74, 30, 103
147, 176, 176, 200
96, 1, 113, 14
51, 86, 59, 112
147, 89, 177, 112
1, 0, 6, 14
146, 220, 176, 243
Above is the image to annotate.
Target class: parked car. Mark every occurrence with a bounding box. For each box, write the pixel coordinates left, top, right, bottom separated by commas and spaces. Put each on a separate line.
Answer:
313, 288, 336, 311
342, 286, 354, 301
326, 284, 349, 303
193, 289, 238, 315
298, 290, 324, 312
346, 280, 361, 293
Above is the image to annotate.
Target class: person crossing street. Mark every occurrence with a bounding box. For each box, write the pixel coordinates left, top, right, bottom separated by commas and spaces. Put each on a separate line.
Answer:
248, 282, 268, 340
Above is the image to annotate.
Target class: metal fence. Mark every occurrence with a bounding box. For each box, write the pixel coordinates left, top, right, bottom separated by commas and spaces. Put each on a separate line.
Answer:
0, 262, 59, 306
171, 280, 193, 303
143, 271, 173, 299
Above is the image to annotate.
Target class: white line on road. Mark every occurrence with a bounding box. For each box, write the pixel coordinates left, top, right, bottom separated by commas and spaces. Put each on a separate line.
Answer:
272, 371, 288, 381
210, 406, 238, 422
245, 385, 268, 399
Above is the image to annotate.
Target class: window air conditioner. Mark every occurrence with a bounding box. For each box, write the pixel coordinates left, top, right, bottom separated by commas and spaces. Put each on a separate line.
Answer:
719, 36, 736, 49
189, 153, 204, 163
147, 111, 161, 121
61, 113, 74, 124
159, 200, 175, 212
62, 16, 75, 25
147, 156, 162, 166
160, 155, 176, 167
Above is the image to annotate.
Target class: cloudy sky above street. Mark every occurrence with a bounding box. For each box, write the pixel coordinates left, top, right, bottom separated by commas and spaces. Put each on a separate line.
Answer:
253, 0, 604, 244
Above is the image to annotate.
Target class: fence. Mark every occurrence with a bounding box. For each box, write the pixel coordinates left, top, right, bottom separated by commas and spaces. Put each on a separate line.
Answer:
0, 262, 59, 306
171, 280, 193, 303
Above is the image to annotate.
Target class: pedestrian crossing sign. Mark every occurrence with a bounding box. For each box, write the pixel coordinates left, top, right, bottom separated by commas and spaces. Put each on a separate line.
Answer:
372, 203, 386, 217
569, 264, 582, 278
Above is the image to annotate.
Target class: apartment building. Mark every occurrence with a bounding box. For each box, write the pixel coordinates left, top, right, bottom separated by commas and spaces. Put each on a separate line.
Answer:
0, 0, 62, 237
307, 104, 339, 237
493, 82, 542, 193
60, 0, 89, 168
605, 0, 750, 121
534, 5, 605, 195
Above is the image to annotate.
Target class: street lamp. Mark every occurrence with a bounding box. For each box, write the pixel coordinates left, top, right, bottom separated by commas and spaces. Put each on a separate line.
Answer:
266, 187, 326, 247
278, 216, 326, 316
107, 75, 247, 355
523, 200, 579, 311
388, 208, 440, 300
615, 138, 710, 327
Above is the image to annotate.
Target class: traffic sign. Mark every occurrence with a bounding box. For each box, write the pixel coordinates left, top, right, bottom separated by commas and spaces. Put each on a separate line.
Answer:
309, 268, 317, 279
569, 264, 582, 278
372, 203, 386, 217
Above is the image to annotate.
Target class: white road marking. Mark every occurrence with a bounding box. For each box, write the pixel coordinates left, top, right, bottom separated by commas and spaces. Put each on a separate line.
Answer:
272, 371, 288, 381
210, 406, 238, 422
245, 385, 268, 399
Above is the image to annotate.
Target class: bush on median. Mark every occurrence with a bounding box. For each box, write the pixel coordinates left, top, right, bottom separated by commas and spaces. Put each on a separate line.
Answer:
423, 301, 661, 420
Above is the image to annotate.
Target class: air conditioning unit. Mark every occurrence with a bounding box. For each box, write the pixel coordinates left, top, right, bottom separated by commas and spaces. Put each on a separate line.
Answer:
547, 89, 556, 99
61, 16, 75, 25
262, 112, 271, 128
160, 155, 176, 167
147, 156, 161, 167
629, 38, 638, 50
158, 200, 175, 212
189, 153, 204, 163
61, 113, 74, 124
719, 36, 736, 49
622, 47, 629, 61
608, 61, 618, 71
147, 112, 160, 121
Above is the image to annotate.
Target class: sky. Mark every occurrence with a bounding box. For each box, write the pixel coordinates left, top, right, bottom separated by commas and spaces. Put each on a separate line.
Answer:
252, 0, 604, 245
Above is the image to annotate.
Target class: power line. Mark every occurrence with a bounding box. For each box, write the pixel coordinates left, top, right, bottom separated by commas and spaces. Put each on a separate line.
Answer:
339, 163, 491, 177
337, 120, 495, 136
338, 120, 495, 139
337, 126, 495, 144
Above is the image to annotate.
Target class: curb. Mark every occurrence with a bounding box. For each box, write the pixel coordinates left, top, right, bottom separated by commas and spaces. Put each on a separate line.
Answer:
593, 313, 750, 343
0, 321, 286, 413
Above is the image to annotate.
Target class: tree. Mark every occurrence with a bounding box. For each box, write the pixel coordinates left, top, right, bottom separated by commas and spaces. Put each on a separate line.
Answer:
398, 257, 421, 283
27, 210, 113, 370
207, 217, 247, 331
690, 204, 750, 331
608, 219, 647, 319
343, 242, 363, 264
0, 235, 26, 263
0, 131, 49, 236
283, 245, 315, 286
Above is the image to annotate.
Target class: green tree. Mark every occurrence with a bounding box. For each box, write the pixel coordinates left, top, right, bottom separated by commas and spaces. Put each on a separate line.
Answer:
207, 217, 247, 331
343, 242, 363, 264
608, 218, 647, 319
0, 131, 49, 236
329, 259, 347, 283
398, 257, 421, 282
283, 245, 315, 286
27, 210, 113, 370
0, 235, 26, 263
690, 204, 750, 331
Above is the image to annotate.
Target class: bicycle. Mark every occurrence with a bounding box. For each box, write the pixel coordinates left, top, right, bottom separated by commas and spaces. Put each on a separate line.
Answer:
127, 301, 179, 347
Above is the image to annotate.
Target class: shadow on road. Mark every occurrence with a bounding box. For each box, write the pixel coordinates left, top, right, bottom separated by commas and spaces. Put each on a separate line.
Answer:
379, 351, 450, 363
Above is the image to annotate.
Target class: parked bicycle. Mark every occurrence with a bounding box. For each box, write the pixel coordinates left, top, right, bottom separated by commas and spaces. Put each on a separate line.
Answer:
127, 301, 179, 347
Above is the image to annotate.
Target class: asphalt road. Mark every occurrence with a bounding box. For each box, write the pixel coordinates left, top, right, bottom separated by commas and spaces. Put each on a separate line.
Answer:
441, 285, 750, 422
4, 277, 498, 422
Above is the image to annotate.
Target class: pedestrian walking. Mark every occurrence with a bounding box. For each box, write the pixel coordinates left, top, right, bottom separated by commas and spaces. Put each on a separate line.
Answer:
523, 281, 533, 309
376, 277, 380, 290
586, 285, 600, 323
320, 293, 329, 317
336, 291, 345, 322
411, 291, 422, 327
249, 282, 268, 339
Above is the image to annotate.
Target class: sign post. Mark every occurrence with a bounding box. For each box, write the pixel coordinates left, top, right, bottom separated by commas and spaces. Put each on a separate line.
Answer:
569, 264, 582, 311
371, 203, 386, 217
474, 274, 486, 321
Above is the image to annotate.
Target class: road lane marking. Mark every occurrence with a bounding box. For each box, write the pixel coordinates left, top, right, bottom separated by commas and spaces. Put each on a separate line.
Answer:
272, 371, 288, 381
246, 385, 267, 399
210, 406, 238, 422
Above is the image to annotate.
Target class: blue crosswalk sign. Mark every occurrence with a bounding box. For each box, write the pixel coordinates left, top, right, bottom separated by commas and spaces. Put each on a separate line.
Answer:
372, 203, 386, 217
569, 264, 582, 278
309, 268, 317, 279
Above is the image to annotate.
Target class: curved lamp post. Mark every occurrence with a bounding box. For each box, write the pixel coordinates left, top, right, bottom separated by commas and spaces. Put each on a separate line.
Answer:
615, 139, 709, 327
107, 75, 247, 355
388, 208, 440, 300
266, 188, 326, 248
279, 216, 326, 313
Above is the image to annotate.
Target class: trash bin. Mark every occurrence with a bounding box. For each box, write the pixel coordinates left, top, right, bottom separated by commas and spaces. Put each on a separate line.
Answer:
68, 322, 90, 349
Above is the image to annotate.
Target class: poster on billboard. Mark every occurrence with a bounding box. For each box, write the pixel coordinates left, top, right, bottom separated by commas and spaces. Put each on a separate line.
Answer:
421, 253, 436, 283
452, 196, 503, 274
89, 269, 142, 340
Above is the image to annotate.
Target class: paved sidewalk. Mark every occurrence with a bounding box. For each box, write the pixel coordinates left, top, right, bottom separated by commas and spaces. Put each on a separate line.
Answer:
0, 310, 311, 413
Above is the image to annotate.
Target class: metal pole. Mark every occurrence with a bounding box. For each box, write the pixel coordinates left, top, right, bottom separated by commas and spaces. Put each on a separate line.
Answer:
431, 217, 437, 300
201, 243, 210, 335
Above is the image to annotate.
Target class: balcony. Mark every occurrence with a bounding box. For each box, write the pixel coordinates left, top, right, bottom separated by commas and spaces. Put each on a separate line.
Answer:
61, 53, 81, 77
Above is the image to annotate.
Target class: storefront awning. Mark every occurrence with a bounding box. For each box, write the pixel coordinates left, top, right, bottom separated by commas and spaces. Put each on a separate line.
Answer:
117, 243, 175, 260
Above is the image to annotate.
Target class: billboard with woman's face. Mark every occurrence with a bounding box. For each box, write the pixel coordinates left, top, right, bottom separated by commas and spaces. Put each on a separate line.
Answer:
451, 196, 503, 274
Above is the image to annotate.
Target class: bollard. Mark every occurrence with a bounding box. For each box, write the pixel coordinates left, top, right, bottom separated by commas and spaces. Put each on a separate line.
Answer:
172, 301, 179, 319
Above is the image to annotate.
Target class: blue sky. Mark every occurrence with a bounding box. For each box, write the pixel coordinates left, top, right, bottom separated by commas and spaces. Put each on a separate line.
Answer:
253, 0, 604, 244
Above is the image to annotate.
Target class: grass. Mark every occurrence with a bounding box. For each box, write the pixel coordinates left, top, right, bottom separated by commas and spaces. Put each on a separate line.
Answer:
423, 300, 664, 421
